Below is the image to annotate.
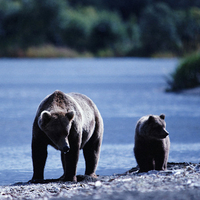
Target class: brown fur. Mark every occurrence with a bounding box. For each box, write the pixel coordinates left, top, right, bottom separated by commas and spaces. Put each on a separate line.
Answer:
134, 114, 170, 172
30, 90, 104, 182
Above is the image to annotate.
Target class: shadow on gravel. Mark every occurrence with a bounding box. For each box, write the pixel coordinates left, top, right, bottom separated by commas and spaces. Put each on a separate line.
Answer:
12, 175, 98, 186
125, 162, 197, 174
12, 162, 199, 186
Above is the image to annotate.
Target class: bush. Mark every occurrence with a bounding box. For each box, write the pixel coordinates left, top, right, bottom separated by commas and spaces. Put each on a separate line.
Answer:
167, 53, 200, 91
61, 7, 128, 56
60, 7, 94, 51
125, 17, 143, 57
174, 7, 200, 55
139, 3, 181, 56
0, 0, 67, 49
88, 11, 127, 55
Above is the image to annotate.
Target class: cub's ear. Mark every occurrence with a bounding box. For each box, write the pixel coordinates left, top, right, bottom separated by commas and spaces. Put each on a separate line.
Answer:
38, 111, 51, 128
160, 114, 165, 120
66, 111, 75, 121
148, 115, 155, 123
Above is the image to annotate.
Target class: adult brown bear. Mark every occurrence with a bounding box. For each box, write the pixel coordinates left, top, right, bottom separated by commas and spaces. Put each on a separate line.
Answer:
134, 114, 170, 172
30, 90, 104, 182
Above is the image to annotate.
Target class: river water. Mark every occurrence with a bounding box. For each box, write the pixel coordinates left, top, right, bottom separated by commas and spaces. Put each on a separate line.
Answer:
0, 58, 199, 186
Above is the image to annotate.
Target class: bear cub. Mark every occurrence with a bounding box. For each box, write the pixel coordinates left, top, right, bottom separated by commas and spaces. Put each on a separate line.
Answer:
30, 90, 104, 182
134, 114, 170, 172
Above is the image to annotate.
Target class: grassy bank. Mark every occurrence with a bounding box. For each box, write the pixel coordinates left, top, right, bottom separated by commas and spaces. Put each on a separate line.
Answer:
167, 52, 200, 92
0, 45, 94, 58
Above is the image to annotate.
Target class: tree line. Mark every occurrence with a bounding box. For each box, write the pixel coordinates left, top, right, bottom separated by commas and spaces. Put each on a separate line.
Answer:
0, 0, 200, 57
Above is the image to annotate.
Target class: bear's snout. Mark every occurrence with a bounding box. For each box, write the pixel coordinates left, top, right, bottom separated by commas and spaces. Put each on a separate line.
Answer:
164, 128, 169, 136
159, 128, 169, 138
63, 145, 70, 153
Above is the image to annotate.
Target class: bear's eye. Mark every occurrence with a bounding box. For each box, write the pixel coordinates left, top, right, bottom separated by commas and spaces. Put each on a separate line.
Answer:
152, 123, 159, 129
152, 124, 162, 132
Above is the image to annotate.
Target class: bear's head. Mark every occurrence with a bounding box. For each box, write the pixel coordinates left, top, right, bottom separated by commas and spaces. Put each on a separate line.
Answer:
140, 114, 169, 140
38, 110, 75, 153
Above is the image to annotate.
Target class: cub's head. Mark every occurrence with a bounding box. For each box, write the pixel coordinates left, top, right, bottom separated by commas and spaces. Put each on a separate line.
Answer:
38, 110, 75, 153
138, 114, 169, 140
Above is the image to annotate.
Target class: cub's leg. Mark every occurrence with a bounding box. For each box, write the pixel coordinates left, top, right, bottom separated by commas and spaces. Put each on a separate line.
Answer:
154, 150, 168, 170
134, 147, 154, 172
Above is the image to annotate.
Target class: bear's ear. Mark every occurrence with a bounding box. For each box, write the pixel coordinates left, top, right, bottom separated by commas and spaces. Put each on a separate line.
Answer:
66, 111, 74, 121
160, 114, 165, 120
41, 111, 51, 123
38, 111, 51, 128
148, 115, 155, 123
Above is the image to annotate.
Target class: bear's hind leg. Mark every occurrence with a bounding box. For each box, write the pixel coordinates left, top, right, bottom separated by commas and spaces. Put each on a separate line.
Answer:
83, 136, 102, 178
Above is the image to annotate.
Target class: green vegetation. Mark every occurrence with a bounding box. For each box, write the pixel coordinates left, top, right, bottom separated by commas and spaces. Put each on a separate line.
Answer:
167, 53, 200, 91
0, 0, 200, 57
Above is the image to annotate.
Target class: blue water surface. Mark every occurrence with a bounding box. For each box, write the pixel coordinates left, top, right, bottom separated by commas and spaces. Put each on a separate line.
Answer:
0, 58, 200, 186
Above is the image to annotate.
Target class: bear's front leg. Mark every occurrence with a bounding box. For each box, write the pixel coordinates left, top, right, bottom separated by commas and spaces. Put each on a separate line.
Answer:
60, 145, 79, 182
134, 146, 154, 172
31, 138, 48, 183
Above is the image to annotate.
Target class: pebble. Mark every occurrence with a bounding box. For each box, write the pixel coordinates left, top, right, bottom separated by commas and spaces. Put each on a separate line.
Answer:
0, 163, 200, 200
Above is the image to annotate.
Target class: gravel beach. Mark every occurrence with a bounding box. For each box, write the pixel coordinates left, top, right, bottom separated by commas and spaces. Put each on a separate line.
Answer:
1, 163, 200, 200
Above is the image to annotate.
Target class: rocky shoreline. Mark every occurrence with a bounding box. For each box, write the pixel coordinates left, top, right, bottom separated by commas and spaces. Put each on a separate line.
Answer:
1, 163, 200, 200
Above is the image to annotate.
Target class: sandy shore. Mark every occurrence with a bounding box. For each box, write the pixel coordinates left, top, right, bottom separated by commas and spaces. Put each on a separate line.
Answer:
1, 163, 200, 200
